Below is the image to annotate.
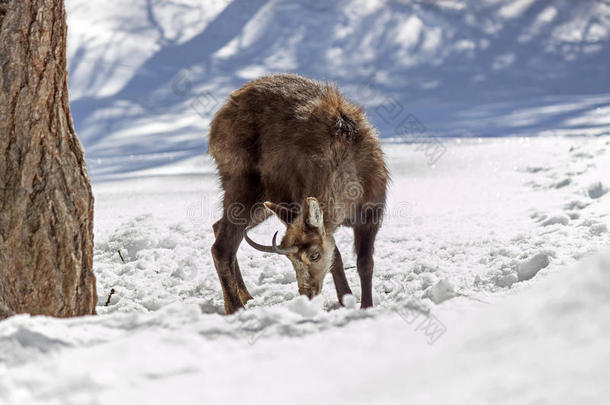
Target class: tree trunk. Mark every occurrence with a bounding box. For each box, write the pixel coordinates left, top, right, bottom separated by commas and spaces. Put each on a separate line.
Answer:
0, 0, 97, 319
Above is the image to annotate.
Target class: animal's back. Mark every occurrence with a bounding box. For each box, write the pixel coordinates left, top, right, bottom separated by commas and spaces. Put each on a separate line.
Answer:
209, 74, 387, 222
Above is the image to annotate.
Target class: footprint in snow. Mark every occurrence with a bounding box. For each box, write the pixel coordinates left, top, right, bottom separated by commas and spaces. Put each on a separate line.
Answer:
587, 182, 608, 199
572, 152, 594, 159
523, 166, 549, 173
590, 223, 608, 236
531, 212, 569, 227
564, 200, 590, 210
578, 219, 609, 236
553, 178, 572, 189
491, 252, 553, 288
516, 252, 551, 281
540, 215, 569, 227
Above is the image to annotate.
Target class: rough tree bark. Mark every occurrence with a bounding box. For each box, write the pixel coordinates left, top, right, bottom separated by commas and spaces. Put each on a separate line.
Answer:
0, 0, 97, 319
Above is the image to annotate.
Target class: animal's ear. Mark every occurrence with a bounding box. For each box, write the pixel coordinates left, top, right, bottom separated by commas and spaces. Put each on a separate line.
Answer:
305, 197, 324, 234
264, 202, 299, 226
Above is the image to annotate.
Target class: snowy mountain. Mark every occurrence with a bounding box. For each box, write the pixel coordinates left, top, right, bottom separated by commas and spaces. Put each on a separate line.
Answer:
64, 0, 610, 178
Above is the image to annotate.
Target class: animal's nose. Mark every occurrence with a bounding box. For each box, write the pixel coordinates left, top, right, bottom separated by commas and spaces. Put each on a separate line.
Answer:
300, 285, 321, 299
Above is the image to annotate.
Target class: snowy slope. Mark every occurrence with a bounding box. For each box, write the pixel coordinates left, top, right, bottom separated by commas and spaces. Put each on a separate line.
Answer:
63, 0, 610, 179
1, 137, 609, 404
2, 250, 610, 405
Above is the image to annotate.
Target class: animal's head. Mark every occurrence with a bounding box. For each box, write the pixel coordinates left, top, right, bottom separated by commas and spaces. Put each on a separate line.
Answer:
244, 198, 335, 298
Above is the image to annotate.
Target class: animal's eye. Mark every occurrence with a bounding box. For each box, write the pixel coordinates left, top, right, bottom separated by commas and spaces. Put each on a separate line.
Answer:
309, 251, 321, 262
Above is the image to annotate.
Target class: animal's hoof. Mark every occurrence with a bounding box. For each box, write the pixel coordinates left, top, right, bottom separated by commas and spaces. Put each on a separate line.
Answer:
239, 290, 254, 305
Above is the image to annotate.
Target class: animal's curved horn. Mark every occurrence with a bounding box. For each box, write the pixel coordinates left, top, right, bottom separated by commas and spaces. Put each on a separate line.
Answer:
243, 226, 297, 255
244, 226, 274, 253
271, 232, 298, 255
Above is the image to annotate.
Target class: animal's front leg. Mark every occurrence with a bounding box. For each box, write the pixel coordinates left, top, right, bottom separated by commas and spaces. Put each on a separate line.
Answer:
354, 223, 379, 308
329, 246, 352, 305
232, 258, 253, 305
211, 218, 247, 314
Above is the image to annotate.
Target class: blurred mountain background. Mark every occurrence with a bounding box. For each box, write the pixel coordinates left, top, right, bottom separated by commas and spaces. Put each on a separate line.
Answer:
65, 0, 610, 176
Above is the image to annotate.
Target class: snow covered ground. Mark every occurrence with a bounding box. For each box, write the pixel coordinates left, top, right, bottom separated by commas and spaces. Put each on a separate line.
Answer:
1, 137, 609, 404
1, 0, 610, 404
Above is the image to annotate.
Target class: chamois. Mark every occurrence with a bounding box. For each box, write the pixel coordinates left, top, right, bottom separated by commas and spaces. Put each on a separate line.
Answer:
209, 74, 388, 315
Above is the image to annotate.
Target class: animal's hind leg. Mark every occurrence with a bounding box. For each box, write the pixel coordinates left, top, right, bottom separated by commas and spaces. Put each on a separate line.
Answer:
353, 223, 379, 309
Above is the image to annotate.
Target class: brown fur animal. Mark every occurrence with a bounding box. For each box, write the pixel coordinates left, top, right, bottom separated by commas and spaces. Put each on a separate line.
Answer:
209, 74, 388, 315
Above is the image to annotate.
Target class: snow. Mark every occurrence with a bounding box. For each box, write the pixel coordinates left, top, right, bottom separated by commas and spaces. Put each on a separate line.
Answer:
588, 181, 609, 199
2, 0, 610, 403
516, 252, 551, 281
2, 137, 609, 404
425, 279, 456, 304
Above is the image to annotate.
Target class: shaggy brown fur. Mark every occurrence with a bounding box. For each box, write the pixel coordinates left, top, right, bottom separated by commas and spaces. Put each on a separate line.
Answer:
209, 73, 388, 314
